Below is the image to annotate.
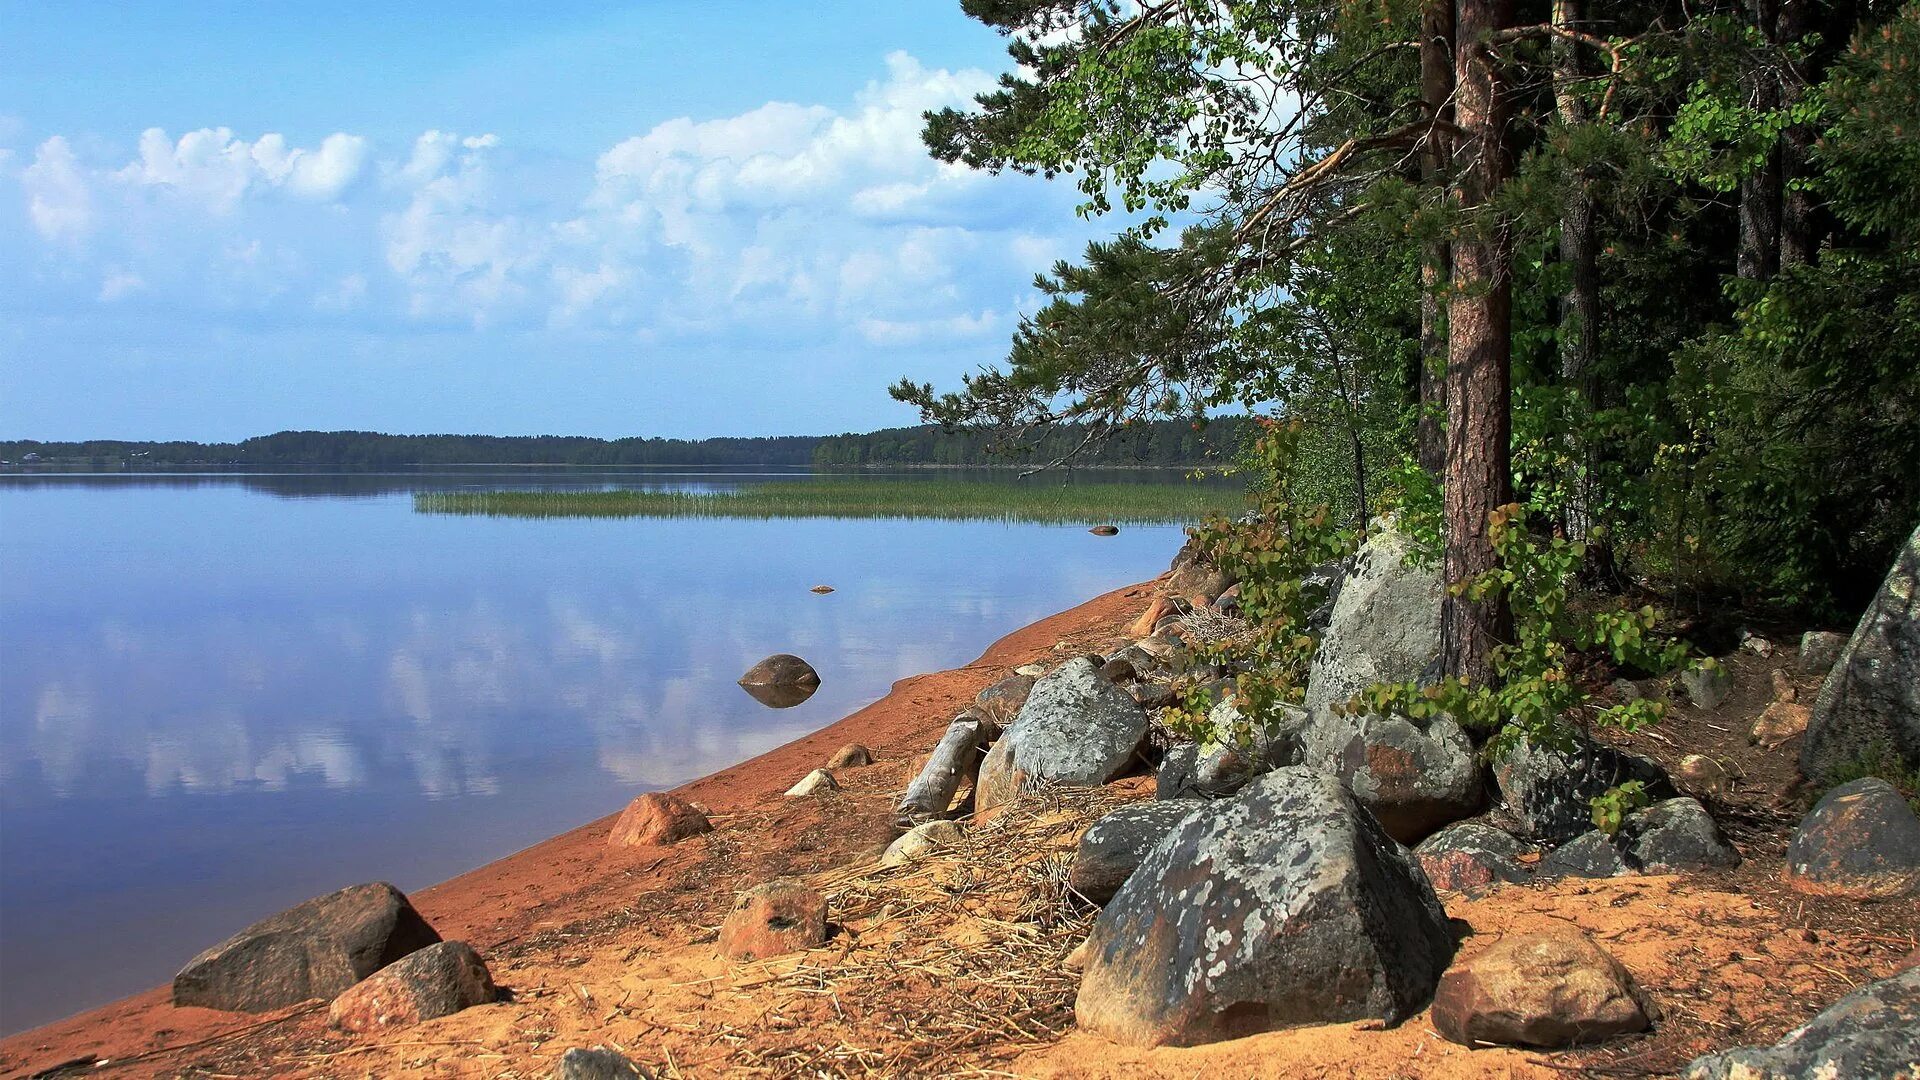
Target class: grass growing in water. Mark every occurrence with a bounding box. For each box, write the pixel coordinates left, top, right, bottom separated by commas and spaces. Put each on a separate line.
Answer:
413, 479, 1242, 524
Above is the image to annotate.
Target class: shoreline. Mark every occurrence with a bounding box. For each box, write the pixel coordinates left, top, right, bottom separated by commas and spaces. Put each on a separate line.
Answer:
0, 576, 1159, 1077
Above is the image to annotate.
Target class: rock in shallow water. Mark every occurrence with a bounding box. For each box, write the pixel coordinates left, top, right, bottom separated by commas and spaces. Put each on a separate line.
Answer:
1686, 967, 1919, 1080
1075, 767, 1456, 1048
327, 940, 495, 1033
172, 881, 442, 1013
737, 653, 820, 708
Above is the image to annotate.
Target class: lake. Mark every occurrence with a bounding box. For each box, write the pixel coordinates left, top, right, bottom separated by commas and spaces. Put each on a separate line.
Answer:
0, 469, 1197, 1034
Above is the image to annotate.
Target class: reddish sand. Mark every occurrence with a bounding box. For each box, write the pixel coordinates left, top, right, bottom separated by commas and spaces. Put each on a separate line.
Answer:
0, 580, 1156, 1079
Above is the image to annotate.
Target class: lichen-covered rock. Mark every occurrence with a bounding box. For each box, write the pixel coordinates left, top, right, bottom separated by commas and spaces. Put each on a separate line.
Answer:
1802, 526, 1920, 782
1303, 526, 1442, 713
1415, 822, 1531, 892
1492, 735, 1671, 844
1068, 800, 1206, 904
1074, 768, 1455, 1048
172, 882, 442, 1013
1432, 933, 1649, 1048
554, 1047, 646, 1080
1686, 967, 1919, 1080
327, 940, 494, 1033
1797, 630, 1848, 675
1300, 710, 1483, 844
608, 792, 713, 848
880, 820, 965, 868
1785, 777, 1920, 899
718, 880, 827, 961
1681, 662, 1733, 709
974, 658, 1149, 814
1541, 798, 1739, 879
1155, 699, 1309, 802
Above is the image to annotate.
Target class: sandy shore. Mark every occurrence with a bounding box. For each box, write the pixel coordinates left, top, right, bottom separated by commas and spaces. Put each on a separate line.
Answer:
0, 578, 1158, 1078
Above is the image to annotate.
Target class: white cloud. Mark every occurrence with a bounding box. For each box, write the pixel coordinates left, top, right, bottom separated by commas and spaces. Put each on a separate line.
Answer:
119, 127, 368, 211
23, 136, 93, 243
98, 267, 144, 301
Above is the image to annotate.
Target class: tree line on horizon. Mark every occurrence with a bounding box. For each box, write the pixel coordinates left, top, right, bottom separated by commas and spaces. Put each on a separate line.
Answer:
0, 418, 1251, 470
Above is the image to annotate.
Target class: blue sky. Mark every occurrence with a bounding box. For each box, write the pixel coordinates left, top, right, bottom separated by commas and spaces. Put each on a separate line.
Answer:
0, 2, 1100, 440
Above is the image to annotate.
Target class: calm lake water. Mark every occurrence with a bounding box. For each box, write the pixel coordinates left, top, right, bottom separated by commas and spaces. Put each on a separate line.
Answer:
0, 469, 1191, 1034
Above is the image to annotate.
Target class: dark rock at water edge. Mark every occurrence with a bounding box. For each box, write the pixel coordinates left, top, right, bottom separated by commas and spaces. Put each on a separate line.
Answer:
1415, 822, 1531, 891
327, 939, 496, 1033
1300, 710, 1483, 844
1784, 777, 1920, 898
1801, 525, 1920, 782
172, 881, 442, 1013
1492, 735, 1672, 844
1069, 799, 1206, 904
738, 654, 820, 708
555, 1047, 648, 1080
1686, 967, 1920, 1080
1075, 767, 1456, 1048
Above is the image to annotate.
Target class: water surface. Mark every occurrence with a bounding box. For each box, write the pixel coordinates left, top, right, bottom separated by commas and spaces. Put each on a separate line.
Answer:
0, 469, 1190, 1033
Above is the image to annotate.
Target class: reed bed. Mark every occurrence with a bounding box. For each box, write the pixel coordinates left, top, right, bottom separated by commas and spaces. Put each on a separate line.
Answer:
412, 479, 1243, 525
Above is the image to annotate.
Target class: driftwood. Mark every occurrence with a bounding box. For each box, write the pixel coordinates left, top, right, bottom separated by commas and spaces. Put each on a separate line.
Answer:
894, 711, 998, 829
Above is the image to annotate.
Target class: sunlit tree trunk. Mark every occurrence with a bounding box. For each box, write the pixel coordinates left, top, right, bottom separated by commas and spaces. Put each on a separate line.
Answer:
1442, 0, 1516, 685
1554, 0, 1600, 550
1417, 0, 1455, 479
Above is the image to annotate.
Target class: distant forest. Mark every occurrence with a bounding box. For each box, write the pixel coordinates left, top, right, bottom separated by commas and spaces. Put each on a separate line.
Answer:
1, 418, 1250, 469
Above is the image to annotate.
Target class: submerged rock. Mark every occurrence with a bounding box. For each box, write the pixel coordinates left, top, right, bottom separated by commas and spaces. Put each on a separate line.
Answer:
1686, 967, 1919, 1080
172, 881, 442, 1013
1432, 932, 1649, 1049
738, 654, 820, 708
1075, 767, 1455, 1048
327, 940, 495, 1033
1089, 525, 1120, 536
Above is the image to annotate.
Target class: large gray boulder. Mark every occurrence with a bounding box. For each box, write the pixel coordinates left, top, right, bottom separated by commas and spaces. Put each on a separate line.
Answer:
1304, 525, 1442, 713
1156, 699, 1310, 801
1075, 768, 1456, 1047
1069, 800, 1206, 904
173, 881, 442, 1012
1785, 777, 1920, 899
1686, 967, 1919, 1080
1802, 527, 1920, 783
1539, 798, 1740, 879
1300, 710, 1484, 844
1492, 734, 1672, 844
1415, 822, 1531, 892
975, 658, 1150, 813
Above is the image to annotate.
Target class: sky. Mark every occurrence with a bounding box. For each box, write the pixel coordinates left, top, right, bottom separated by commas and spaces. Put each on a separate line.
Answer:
0, 1, 1104, 441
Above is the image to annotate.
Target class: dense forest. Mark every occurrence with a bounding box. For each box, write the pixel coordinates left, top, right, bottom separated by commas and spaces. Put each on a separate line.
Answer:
0, 419, 1248, 469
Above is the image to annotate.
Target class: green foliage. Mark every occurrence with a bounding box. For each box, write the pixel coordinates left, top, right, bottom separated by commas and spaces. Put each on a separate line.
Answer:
1591, 779, 1652, 836
1164, 419, 1358, 750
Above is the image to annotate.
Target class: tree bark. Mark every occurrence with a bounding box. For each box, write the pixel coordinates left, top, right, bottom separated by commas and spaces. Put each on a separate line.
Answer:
1553, 0, 1600, 547
1442, 0, 1516, 685
1776, 0, 1816, 267
1738, 0, 1783, 281
1417, 0, 1456, 479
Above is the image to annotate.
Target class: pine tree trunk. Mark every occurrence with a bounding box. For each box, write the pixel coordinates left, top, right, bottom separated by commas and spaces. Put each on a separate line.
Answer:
1777, 0, 1816, 267
1417, 0, 1455, 479
1738, 0, 1783, 281
1442, 0, 1516, 685
1554, 0, 1600, 548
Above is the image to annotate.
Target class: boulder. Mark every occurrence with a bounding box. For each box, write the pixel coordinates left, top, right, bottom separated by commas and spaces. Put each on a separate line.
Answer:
1129, 598, 1176, 640
784, 769, 838, 797
1784, 777, 1920, 899
718, 880, 827, 961
327, 940, 494, 1033
1537, 831, 1631, 880
1129, 681, 1178, 710
172, 882, 441, 1013
1090, 524, 1120, 536
1068, 800, 1206, 904
1098, 655, 1137, 683
1541, 798, 1740, 879
1299, 558, 1347, 637
1752, 701, 1811, 749
1432, 933, 1649, 1049
880, 820, 965, 868
1612, 678, 1644, 703
825, 743, 872, 770
974, 658, 1150, 814
976, 673, 1037, 720
738, 654, 820, 708
1300, 710, 1484, 844
1802, 527, 1920, 782
1686, 967, 1919, 1080
1014, 663, 1046, 678
1074, 768, 1456, 1047
1415, 822, 1531, 892
555, 1047, 646, 1080
1681, 662, 1733, 710
1303, 525, 1442, 713
1796, 630, 1849, 676
608, 792, 712, 848
1156, 699, 1310, 802
1675, 754, 1731, 797
1492, 735, 1671, 844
